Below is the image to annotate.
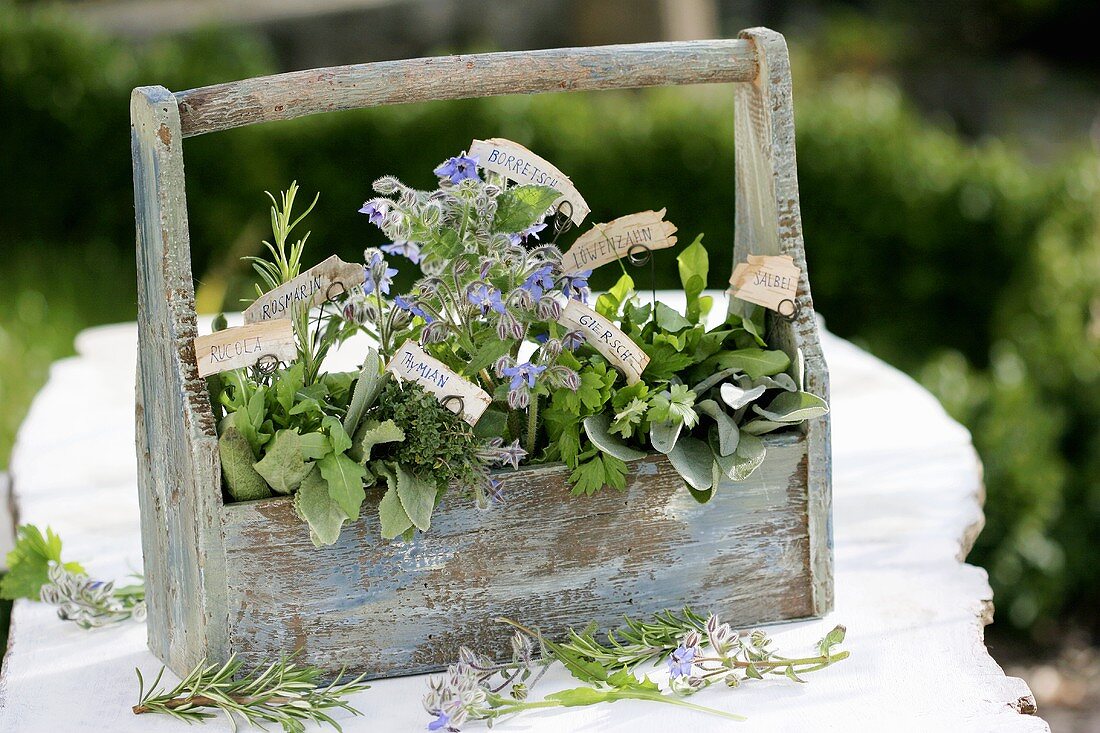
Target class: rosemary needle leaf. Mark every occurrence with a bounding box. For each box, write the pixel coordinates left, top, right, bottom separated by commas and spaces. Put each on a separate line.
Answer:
133, 654, 369, 733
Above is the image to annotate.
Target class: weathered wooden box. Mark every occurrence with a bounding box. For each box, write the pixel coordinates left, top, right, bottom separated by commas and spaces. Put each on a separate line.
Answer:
131, 28, 831, 679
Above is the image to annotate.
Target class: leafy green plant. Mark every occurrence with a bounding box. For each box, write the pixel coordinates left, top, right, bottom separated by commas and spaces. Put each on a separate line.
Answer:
0, 524, 84, 601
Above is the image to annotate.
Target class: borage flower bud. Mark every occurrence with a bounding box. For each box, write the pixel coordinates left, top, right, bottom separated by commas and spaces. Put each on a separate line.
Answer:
509, 287, 534, 311
549, 365, 580, 391
493, 355, 514, 378
390, 306, 412, 329
540, 338, 563, 361
537, 296, 562, 321
496, 311, 523, 341
420, 320, 450, 345
488, 233, 513, 251
373, 175, 401, 194
421, 201, 443, 227
453, 258, 471, 277
418, 277, 443, 298
507, 387, 530, 410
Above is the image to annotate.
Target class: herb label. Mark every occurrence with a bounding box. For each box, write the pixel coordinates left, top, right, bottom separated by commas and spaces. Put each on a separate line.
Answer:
560, 209, 677, 274
243, 255, 365, 324
469, 138, 590, 225
558, 301, 650, 385
386, 340, 491, 426
729, 254, 801, 315
193, 320, 296, 378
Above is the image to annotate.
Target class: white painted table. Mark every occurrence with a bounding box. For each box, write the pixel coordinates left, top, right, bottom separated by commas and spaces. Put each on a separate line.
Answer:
0, 313, 1049, 732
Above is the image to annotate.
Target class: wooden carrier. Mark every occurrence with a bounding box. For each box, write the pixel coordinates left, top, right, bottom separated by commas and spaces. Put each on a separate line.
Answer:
131, 27, 831, 679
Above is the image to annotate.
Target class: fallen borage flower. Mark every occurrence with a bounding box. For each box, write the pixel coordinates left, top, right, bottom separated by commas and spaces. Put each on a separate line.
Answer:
423, 607, 849, 730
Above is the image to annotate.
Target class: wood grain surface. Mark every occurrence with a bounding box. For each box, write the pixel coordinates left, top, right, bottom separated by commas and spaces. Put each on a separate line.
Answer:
174, 40, 756, 137
221, 436, 812, 677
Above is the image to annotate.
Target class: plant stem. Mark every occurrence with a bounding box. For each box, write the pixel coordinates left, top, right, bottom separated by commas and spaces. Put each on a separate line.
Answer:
526, 394, 540, 454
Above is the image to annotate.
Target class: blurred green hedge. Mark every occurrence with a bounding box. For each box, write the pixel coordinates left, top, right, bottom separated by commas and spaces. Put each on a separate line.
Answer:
2, 5, 1097, 638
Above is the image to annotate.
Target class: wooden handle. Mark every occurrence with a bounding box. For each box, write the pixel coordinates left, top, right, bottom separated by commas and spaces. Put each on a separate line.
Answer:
175, 39, 756, 137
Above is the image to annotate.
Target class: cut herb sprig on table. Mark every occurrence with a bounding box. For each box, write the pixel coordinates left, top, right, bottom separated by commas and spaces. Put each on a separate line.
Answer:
133, 654, 369, 733
423, 607, 849, 730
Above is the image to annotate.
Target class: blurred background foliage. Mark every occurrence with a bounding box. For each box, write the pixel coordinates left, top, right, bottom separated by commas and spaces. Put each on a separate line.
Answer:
1, 0, 1098, 648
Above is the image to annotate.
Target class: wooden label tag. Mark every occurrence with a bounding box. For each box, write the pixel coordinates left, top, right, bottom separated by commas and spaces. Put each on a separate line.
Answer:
558, 301, 649, 385
385, 340, 491, 426
243, 255, 365, 324
469, 137, 590, 225
560, 209, 677, 274
193, 320, 296, 378
728, 254, 801, 315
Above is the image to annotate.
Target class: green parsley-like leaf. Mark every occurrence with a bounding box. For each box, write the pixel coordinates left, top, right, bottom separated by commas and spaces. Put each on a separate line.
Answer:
648, 385, 698, 428
609, 398, 648, 438
492, 184, 559, 234
569, 453, 629, 495
654, 302, 692, 333
0, 525, 84, 601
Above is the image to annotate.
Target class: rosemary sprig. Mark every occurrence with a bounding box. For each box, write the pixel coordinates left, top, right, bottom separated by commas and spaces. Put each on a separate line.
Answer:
133, 654, 369, 733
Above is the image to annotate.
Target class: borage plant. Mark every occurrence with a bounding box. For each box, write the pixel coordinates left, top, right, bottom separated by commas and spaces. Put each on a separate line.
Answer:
211, 146, 828, 545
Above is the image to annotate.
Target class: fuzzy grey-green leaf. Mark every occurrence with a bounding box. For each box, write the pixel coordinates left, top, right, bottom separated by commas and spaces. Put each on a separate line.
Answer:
219, 427, 272, 501
293, 467, 349, 547
714, 432, 767, 482
378, 485, 413, 540
752, 391, 830, 423
318, 452, 367, 521
584, 413, 647, 461
348, 418, 405, 464
343, 352, 385, 435
667, 436, 714, 491
696, 399, 740, 456
648, 418, 683, 454
394, 464, 437, 532
720, 382, 766, 410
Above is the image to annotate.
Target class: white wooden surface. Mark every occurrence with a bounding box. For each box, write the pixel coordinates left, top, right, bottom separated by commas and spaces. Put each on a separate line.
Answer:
0, 299, 1048, 732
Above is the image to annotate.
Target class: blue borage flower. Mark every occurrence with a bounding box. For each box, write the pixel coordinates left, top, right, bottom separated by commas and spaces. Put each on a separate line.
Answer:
507, 221, 548, 246
468, 284, 506, 314
395, 295, 434, 323
561, 270, 591, 302
358, 200, 388, 227
562, 329, 586, 351
381, 240, 422, 264
364, 251, 398, 296
519, 265, 555, 300
434, 153, 480, 184
668, 642, 697, 679
502, 362, 546, 391
427, 711, 450, 731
